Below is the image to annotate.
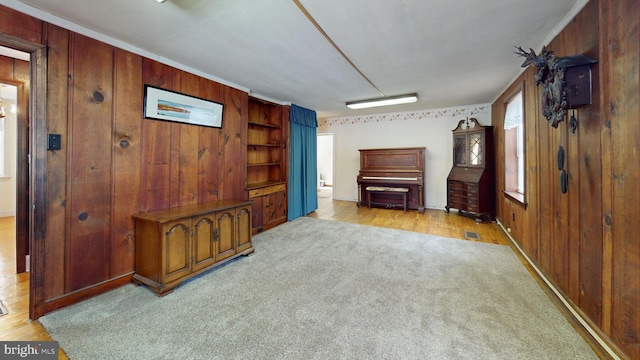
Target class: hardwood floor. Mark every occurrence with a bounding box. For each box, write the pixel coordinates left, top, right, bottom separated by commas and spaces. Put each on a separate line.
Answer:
0, 197, 509, 360
309, 194, 511, 245
0, 216, 69, 359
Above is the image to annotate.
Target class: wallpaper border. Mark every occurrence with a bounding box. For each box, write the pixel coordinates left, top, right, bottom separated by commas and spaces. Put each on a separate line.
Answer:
319, 104, 491, 127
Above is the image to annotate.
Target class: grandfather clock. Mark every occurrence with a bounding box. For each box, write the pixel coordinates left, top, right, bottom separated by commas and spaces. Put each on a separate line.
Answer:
445, 118, 495, 221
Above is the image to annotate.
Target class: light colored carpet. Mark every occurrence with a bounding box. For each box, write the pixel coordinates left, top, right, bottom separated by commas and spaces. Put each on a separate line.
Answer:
39, 217, 597, 359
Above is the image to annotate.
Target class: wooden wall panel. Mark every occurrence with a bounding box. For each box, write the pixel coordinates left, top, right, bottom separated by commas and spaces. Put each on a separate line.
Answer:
0, 6, 42, 44
65, 34, 113, 291
141, 118, 172, 211
539, 28, 571, 294
574, 1, 603, 326
168, 71, 182, 208
560, 11, 581, 305
491, 97, 507, 229
12, 56, 29, 82
219, 87, 247, 200
535, 70, 553, 273
522, 76, 539, 261
176, 72, 200, 207
111, 49, 142, 277
197, 80, 223, 203
43, 24, 69, 300
0, 55, 12, 78
607, 0, 640, 357
549, 70, 569, 294
140, 59, 174, 212
493, 0, 639, 357
598, 0, 614, 339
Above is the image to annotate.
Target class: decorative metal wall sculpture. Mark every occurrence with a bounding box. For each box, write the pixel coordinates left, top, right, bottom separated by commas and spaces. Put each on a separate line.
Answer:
515, 46, 597, 130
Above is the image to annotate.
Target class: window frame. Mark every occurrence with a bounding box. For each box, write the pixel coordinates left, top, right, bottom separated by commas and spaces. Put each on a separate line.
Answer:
503, 84, 526, 206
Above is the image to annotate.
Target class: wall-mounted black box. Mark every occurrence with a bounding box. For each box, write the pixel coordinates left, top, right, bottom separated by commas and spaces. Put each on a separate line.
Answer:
47, 134, 61, 151
565, 64, 592, 109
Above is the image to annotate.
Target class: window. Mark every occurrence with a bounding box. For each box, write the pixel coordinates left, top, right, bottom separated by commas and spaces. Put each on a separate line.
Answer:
504, 89, 525, 203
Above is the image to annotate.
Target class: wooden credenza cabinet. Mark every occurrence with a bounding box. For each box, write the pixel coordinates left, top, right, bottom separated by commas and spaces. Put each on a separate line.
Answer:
132, 200, 253, 296
445, 118, 495, 221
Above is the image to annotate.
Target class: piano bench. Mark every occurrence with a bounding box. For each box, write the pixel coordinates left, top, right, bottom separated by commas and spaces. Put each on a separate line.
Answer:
365, 186, 409, 211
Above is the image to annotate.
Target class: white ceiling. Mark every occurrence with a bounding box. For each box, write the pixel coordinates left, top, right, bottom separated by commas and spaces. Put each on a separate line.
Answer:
1, 0, 586, 119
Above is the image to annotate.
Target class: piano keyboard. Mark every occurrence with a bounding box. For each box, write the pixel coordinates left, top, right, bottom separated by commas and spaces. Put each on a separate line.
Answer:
361, 176, 418, 181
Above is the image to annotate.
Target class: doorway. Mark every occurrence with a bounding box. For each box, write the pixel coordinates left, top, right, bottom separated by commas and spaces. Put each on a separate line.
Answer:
0, 84, 18, 217
0, 47, 29, 275
317, 133, 334, 199
0, 37, 47, 319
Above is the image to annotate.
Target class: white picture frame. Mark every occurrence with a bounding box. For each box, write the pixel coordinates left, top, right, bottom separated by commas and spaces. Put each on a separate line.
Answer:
143, 85, 224, 128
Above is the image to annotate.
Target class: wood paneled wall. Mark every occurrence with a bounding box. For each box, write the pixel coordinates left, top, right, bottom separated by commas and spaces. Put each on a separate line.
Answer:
0, 6, 251, 314
493, 1, 639, 358
51, 31, 247, 297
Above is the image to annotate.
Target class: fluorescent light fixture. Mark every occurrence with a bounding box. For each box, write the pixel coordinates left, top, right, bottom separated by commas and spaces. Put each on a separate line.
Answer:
346, 93, 418, 110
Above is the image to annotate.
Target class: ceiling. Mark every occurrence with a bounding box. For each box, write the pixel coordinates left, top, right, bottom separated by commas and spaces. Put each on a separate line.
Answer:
2, 0, 586, 119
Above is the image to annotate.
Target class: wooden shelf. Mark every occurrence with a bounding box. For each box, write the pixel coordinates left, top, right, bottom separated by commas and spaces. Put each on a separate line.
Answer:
248, 143, 280, 147
247, 181, 286, 190
248, 121, 280, 129
248, 162, 281, 167
246, 97, 288, 234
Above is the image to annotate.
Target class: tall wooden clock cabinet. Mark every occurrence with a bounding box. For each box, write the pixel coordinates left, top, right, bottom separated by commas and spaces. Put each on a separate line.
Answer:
445, 118, 495, 221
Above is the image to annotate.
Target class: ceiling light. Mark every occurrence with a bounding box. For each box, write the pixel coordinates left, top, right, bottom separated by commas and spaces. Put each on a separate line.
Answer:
346, 93, 418, 110
156, 0, 167, 3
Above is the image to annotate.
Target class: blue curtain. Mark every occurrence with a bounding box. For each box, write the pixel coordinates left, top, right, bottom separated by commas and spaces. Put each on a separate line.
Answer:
288, 104, 318, 220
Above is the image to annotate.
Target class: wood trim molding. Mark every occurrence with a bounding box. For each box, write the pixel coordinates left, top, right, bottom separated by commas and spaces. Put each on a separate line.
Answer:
44, 273, 134, 314
0, 33, 48, 320
503, 190, 527, 209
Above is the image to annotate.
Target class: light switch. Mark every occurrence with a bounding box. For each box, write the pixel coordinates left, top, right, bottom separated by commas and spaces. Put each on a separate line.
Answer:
47, 134, 61, 151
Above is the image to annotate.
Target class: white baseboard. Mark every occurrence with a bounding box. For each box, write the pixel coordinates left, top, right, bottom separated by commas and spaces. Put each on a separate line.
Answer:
0, 210, 15, 218
496, 218, 623, 360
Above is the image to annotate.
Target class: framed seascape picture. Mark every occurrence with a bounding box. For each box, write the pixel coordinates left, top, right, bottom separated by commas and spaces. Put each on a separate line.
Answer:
143, 85, 224, 128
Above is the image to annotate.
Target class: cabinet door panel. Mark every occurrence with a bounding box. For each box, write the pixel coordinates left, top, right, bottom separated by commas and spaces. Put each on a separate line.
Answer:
251, 196, 264, 230
263, 194, 274, 224
216, 211, 236, 261
236, 206, 252, 252
273, 191, 287, 221
453, 134, 467, 166
164, 221, 191, 283
192, 215, 216, 272
469, 132, 484, 165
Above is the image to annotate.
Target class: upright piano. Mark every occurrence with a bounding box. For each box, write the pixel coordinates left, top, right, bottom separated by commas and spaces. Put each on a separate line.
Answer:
356, 147, 426, 213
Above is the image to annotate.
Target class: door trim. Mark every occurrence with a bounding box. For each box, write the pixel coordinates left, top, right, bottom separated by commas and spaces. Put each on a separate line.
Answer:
0, 32, 47, 319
